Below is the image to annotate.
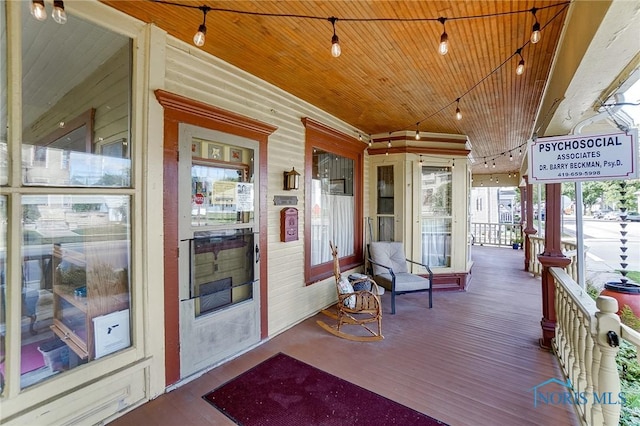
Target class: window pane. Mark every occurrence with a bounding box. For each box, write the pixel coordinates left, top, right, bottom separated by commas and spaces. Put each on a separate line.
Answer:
421, 166, 452, 267
20, 5, 132, 187
0, 2, 7, 185
310, 149, 354, 266
20, 195, 131, 388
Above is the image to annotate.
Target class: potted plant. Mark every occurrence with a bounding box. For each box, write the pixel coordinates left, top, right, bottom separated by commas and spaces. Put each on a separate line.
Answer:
511, 237, 523, 250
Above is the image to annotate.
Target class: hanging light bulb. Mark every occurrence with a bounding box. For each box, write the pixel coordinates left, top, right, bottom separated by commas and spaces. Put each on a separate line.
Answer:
329, 17, 341, 58
451, 158, 455, 169
193, 6, 210, 47
455, 98, 462, 120
490, 176, 493, 182
492, 160, 496, 168
31, 0, 47, 21
419, 155, 424, 166
368, 140, 372, 148
437, 17, 449, 56
51, 0, 66, 24
519, 147, 523, 156
515, 49, 525, 75
415, 123, 421, 140
385, 150, 389, 156
484, 160, 488, 168
530, 8, 541, 44
387, 140, 392, 148
509, 152, 513, 161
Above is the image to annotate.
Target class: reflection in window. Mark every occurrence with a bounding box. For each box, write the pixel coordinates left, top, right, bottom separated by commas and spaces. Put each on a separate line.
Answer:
18, 195, 131, 388
191, 230, 254, 317
1, 2, 7, 186
20, 5, 132, 187
421, 166, 452, 267
310, 149, 355, 266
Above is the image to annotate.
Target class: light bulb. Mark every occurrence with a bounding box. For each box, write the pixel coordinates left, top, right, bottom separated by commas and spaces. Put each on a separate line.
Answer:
31, 0, 47, 21
368, 141, 372, 147
415, 129, 420, 140
419, 156, 423, 165
439, 32, 449, 56
331, 35, 341, 58
455, 107, 462, 120
387, 140, 391, 148
484, 161, 488, 168
385, 150, 389, 156
531, 22, 541, 44
509, 153, 513, 161
492, 161, 496, 168
193, 25, 206, 47
52, 1, 67, 24
516, 59, 525, 75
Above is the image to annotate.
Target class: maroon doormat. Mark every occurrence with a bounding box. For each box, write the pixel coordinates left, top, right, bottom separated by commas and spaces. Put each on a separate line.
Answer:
203, 352, 448, 426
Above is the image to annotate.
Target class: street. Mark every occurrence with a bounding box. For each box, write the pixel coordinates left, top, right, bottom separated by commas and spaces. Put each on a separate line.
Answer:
562, 216, 640, 272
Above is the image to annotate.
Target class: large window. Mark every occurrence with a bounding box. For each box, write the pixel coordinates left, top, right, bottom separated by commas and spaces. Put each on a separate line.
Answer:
0, 3, 134, 390
421, 166, 452, 267
303, 119, 364, 284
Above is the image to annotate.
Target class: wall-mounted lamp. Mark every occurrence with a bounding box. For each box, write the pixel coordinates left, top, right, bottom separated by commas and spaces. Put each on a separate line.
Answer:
284, 167, 300, 190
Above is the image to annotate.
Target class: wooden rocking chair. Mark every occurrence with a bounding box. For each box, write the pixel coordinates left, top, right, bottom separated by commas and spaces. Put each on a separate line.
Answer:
317, 241, 383, 342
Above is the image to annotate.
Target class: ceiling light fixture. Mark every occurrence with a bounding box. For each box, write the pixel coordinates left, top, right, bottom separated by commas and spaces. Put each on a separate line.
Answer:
51, 0, 67, 24
193, 6, 210, 47
515, 49, 525, 75
437, 17, 449, 56
415, 123, 421, 140
30, 0, 47, 21
530, 8, 541, 44
329, 17, 341, 58
455, 98, 462, 120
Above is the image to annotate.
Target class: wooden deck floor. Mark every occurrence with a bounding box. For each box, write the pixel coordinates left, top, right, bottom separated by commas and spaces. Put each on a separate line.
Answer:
109, 246, 580, 426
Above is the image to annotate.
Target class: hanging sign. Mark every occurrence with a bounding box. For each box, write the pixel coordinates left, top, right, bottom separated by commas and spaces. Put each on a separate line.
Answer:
528, 129, 638, 184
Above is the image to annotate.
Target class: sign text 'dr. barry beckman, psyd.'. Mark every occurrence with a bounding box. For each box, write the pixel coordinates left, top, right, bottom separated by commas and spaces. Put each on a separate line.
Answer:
528, 129, 638, 184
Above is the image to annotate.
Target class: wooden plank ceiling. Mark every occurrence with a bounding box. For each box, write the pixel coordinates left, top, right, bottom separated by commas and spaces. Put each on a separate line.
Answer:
102, 0, 570, 176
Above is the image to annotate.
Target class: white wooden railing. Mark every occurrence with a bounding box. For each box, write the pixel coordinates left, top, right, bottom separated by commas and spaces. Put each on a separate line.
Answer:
529, 236, 583, 282
551, 267, 640, 426
470, 222, 522, 247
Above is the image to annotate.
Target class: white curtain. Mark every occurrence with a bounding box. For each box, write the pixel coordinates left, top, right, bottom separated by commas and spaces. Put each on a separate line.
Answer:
421, 218, 451, 267
311, 194, 354, 266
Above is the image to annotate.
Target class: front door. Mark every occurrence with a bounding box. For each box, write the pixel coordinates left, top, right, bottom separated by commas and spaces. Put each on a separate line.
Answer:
177, 123, 260, 378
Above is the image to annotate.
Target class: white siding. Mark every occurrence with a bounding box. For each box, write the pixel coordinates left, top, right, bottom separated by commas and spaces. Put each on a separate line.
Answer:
163, 38, 369, 336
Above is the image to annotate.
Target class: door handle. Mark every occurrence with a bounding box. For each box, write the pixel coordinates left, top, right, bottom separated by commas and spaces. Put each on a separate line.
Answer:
255, 244, 260, 263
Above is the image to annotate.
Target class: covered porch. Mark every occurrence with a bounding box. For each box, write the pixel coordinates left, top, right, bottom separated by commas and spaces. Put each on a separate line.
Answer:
110, 245, 579, 426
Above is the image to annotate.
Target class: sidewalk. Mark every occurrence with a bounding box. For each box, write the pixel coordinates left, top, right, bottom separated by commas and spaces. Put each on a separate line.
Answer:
585, 252, 629, 291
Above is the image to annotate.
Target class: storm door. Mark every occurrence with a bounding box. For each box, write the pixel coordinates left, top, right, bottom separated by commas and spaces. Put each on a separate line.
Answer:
178, 124, 260, 378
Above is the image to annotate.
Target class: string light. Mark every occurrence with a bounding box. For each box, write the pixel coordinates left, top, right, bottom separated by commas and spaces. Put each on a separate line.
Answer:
368, 140, 372, 147
52, 0, 67, 24
492, 160, 496, 168
437, 17, 449, 56
329, 17, 341, 58
455, 98, 462, 120
419, 155, 424, 165
530, 8, 541, 44
193, 6, 210, 47
451, 158, 455, 169
484, 160, 488, 168
515, 49, 525, 75
387, 133, 392, 148
30, 0, 47, 21
490, 175, 493, 182
415, 123, 421, 140
509, 152, 514, 161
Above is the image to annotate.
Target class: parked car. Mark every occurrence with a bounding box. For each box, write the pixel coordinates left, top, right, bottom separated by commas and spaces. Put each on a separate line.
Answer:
593, 209, 612, 219
626, 212, 640, 222
603, 211, 620, 220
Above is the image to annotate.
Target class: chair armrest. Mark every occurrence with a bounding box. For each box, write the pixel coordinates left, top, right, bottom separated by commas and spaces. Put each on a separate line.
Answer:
405, 259, 433, 278
367, 258, 395, 277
